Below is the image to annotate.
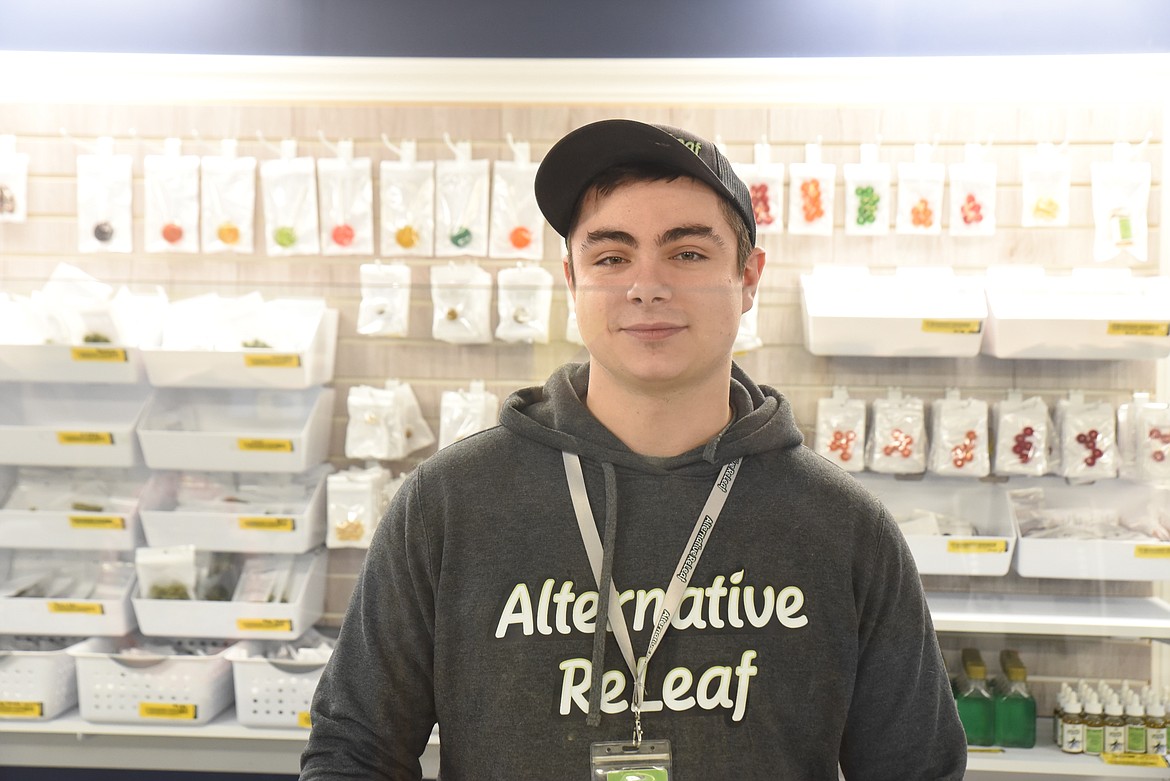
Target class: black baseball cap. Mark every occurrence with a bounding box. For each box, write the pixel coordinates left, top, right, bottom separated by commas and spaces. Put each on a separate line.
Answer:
534, 119, 756, 248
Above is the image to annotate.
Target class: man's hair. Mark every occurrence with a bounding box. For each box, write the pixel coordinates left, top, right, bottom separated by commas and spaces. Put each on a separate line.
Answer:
564, 162, 755, 284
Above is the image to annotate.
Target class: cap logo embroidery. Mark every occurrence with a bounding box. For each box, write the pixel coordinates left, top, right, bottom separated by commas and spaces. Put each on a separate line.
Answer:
674, 136, 702, 156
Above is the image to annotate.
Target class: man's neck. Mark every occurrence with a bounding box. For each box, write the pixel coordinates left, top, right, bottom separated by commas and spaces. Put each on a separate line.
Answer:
584, 365, 734, 458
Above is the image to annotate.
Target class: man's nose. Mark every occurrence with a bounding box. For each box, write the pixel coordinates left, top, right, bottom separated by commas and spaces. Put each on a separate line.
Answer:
626, 261, 671, 304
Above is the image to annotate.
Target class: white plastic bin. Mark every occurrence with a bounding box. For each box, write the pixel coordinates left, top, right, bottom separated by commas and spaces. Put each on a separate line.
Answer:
0, 636, 97, 720
0, 550, 138, 636
226, 638, 331, 729
0, 344, 145, 384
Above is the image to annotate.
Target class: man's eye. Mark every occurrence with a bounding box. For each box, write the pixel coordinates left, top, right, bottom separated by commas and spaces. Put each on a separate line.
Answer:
675, 251, 706, 261
596, 255, 627, 266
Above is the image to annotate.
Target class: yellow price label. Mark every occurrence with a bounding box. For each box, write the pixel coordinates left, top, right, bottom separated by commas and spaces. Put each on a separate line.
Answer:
57, 431, 114, 446
0, 701, 44, 718
1101, 752, 1169, 767
69, 515, 126, 530
947, 539, 1007, 554
237, 618, 294, 633
921, 319, 983, 335
297, 711, 312, 729
1107, 321, 1170, 337
71, 347, 128, 363
139, 702, 197, 720
239, 516, 296, 532
237, 438, 294, 453
966, 747, 1005, 754
243, 353, 302, 369
1135, 545, 1170, 559
48, 602, 104, 615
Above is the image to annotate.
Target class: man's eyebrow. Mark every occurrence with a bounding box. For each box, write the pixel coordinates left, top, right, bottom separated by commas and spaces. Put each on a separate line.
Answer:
578, 229, 638, 252
659, 224, 727, 248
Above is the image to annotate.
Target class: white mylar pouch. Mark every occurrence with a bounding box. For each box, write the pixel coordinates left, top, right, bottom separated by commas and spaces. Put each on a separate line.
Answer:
896, 145, 944, 236
815, 387, 866, 472
380, 159, 435, 258
489, 157, 543, 260
261, 152, 321, 256
734, 160, 785, 236
327, 466, 392, 549
867, 392, 927, 474
495, 263, 553, 344
1091, 146, 1151, 263
993, 395, 1050, 477
928, 393, 990, 477
76, 141, 133, 254
385, 379, 435, 456
0, 135, 30, 223
201, 149, 257, 254
439, 380, 499, 450
318, 152, 374, 256
1057, 397, 1118, 481
144, 141, 201, 254
345, 385, 403, 460
435, 156, 490, 258
1132, 401, 1170, 486
431, 262, 493, 344
843, 145, 891, 237
787, 148, 835, 237
357, 262, 412, 337
1020, 143, 1071, 228
948, 145, 997, 238
733, 300, 763, 354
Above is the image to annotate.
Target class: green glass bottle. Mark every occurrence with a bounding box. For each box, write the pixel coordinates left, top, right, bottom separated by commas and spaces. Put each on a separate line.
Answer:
993, 650, 1037, 748
956, 648, 996, 746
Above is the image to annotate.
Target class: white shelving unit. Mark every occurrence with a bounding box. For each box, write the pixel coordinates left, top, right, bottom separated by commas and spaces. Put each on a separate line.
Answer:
928, 592, 1170, 639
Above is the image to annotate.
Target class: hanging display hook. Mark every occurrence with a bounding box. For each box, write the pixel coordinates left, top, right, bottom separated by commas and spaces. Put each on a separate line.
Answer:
255, 131, 283, 156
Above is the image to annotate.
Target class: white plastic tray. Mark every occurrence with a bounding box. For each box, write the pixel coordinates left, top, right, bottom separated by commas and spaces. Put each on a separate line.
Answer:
136, 387, 334, 473
0, 637, 98, 720
226, 639, 330, 729
0, 383, 150, 468
132, 548, 327, 640
801, 266, 986, 357
854, 473, 1016, 576
0, 551, 138, 637
0, 344, 145, 384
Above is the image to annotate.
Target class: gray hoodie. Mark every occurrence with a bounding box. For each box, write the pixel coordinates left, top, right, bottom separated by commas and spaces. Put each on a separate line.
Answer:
301, 363, 967, 780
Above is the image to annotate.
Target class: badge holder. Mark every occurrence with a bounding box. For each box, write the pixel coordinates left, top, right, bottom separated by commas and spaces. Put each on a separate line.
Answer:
590, 739, 671, 781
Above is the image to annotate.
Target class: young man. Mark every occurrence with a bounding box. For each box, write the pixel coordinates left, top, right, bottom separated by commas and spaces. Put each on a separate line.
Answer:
301, 120, 967, 780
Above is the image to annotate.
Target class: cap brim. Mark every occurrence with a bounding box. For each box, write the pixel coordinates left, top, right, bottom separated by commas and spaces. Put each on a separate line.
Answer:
535, 119, 737, 241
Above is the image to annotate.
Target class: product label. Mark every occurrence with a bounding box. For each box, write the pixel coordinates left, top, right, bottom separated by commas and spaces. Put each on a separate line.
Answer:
297, 711, 312, 729
1107, 322, 1170, 337
965, 747, 1005, 753
48, 601, 104, 615
1148, 727, 1168, 755
56, 431, 114, 446
1127, 724, 1147, 753
238, 516, 296, 532
237, 618, 294, 633
1135, 545, 1170, 559
1104, 725, 1127, 754
1085, 725, 1105, 756
69, 515, 126, 530
1062, 722, 1086, 753
1101, 752, 1169, 767
139, 702, 197, 720
237, 438, 294, 453
243, 353, 302, 369
920, 319, 983, 335
947, 539, 1007, 554
71, 347, 128, 363
0, 701, 43, 718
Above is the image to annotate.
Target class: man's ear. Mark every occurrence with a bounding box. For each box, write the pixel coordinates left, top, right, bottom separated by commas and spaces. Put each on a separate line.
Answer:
741, 248, 766, 314
562, 254, 575, 297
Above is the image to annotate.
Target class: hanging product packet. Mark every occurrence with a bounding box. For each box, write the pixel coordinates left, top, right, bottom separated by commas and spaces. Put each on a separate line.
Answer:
435, 139, 490, 258
318, 139, 374, 256
357, 261, 412, 337
993, 393, 1051, 477
495, 262, 553, 344
0, 134, 30, 223
843, 143, 891, 237
327, 465, 392, 549
1091, 141, 1152, 263
489, 138, 543, 260
787, 142, 835, 237
732, 139, 784, 236
431, 261, 493, 344
1118, 394, 1170, 486
201, 139, 257, 254
1056, 394, 1118, 481
1020, 142, 1071, 228
135, 545, 198, 600
867, 390, 928, 474
385, 379, 435, 456
345, 385, 402, 460
439, 380, 500, 450
733, 295, 763, 353
380, 140, 435, 258
929, 390, 991, 477
76, 136, 133, 253
144, 137, 200, 254
261, 139, 320, 256
815, 386, 866, 472
896, 143, 944, 236
948, 143, 997, 238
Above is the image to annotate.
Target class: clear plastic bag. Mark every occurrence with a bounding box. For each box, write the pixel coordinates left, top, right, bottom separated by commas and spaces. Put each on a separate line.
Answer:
929, 393, 990, 477
318, 145, 374, 256
1091, 142, 1151, 263
431, 262, 493, 344
76, 137, 133, 254
867, 391, 927, 474
896, 144, 944, 236
488, 144, 543, 260
435, 145, 490, 258
1056, 396, 1118, 481
1020, 142, 1071, 228
814, 387, 866, 472
0, 134, 30, 223
843, 143, 891, 236
261, 143, 321, 256
948, 144, 997, 238
356, 262, 412, 337
495, 263, 553, 344
380, 144, 435, 258
734, 141, 785, 236
992, 395, 1051, 477
439, 380, 499, 450
144, 139, 200, 254
787, 144, 835, 237
201, 140, 257, 254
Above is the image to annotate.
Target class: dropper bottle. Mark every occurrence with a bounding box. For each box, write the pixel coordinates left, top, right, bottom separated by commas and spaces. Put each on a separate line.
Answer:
1083, 694, 1105, 756
1103, 695, 1127, 754
1126, 695, 1148, 754
1061, 693, 1085, 754
1146, 699, 1168, 756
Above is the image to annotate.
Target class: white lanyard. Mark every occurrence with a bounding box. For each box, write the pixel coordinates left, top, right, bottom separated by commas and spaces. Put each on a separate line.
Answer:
562, 452, 742, 742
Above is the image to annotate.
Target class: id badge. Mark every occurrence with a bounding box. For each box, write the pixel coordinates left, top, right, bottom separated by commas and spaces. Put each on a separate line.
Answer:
590, 739, 671, 781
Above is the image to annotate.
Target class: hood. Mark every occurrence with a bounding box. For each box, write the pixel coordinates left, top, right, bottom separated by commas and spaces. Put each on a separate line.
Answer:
500, 362, 804, 472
